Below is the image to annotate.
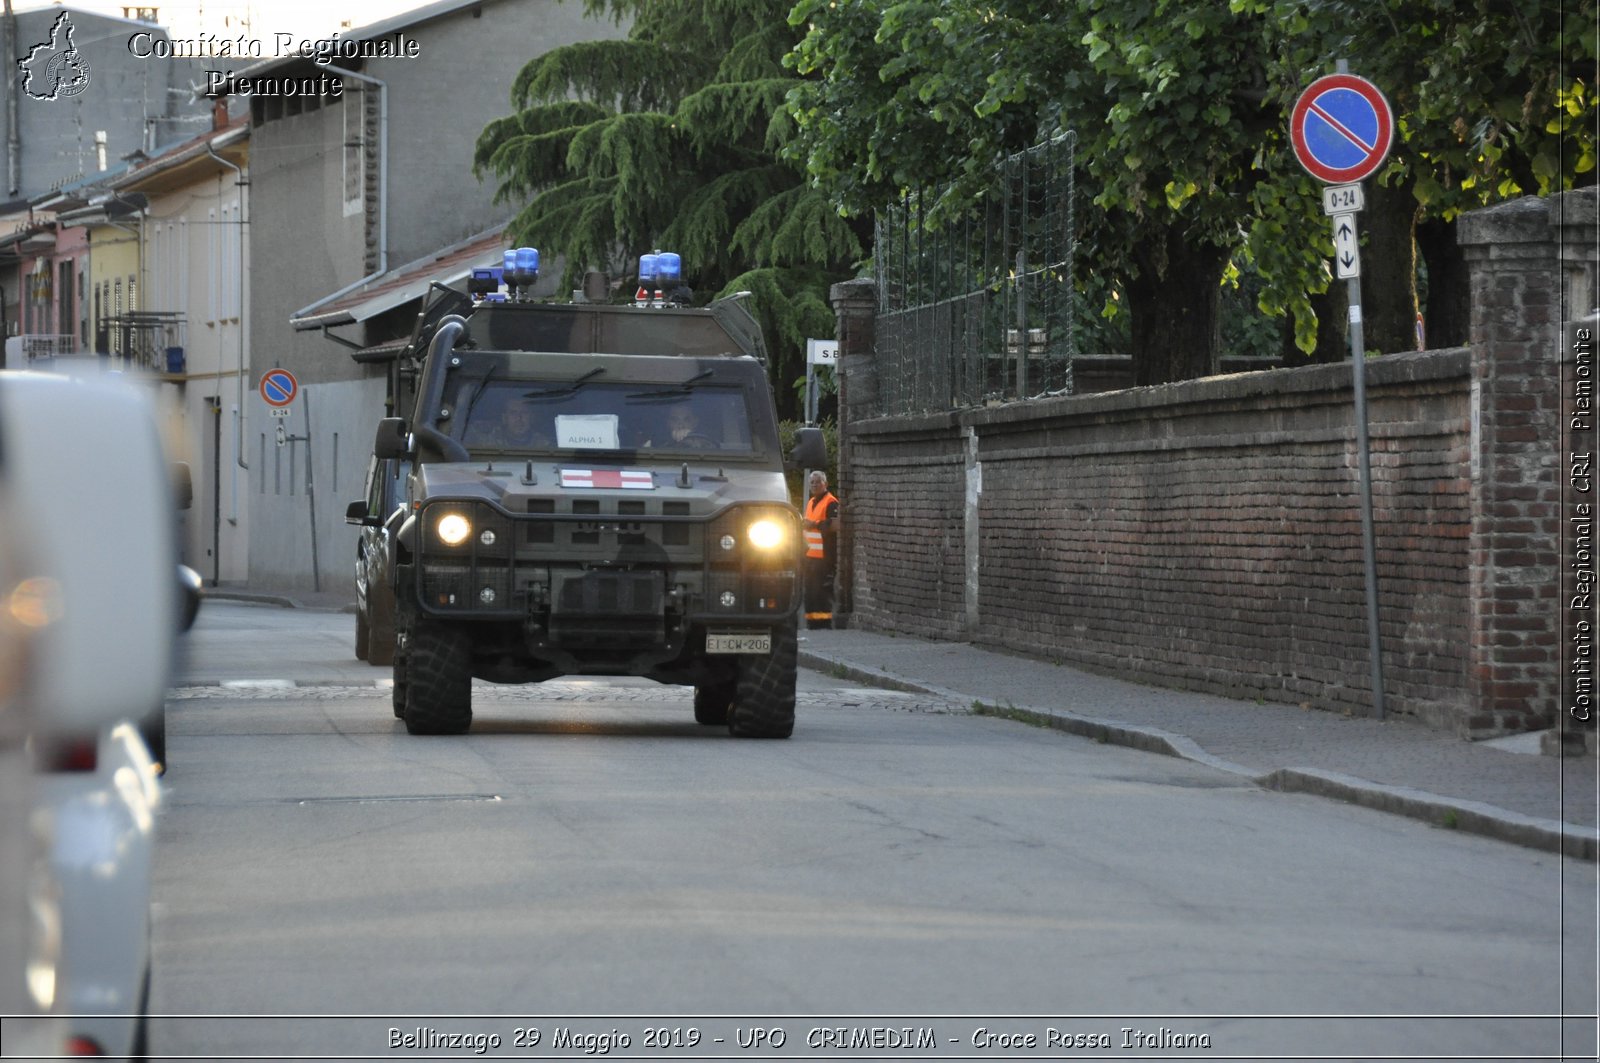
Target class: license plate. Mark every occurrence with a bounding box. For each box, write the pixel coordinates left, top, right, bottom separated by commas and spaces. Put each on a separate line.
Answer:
706, 630, 771, 654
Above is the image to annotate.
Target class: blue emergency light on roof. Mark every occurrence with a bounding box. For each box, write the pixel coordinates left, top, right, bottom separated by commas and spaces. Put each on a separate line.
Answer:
497, 246, 540, 301
635, 249, 687, 306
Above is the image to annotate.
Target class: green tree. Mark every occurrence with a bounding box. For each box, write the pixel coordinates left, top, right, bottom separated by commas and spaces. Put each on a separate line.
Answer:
1236, 0, 1597, 352
789, 0, 1287, 384
474, 0, 864, 419
788, 0, 1596, 378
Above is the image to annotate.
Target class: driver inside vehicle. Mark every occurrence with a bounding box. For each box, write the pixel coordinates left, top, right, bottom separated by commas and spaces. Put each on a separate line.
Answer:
488, 399, 551, 449
652, 402, 716, 449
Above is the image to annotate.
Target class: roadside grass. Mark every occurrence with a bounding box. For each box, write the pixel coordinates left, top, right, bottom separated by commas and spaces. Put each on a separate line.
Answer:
972, 699, 1108, 740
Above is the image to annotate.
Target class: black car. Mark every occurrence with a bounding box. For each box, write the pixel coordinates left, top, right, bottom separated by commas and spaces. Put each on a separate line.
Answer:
345, 456, 408, 665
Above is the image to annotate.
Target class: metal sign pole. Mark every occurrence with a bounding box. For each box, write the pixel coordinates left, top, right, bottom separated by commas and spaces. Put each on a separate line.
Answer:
303, 389, 321, 593
1346, 279, 1387, 720
1294, 60, 1392, 720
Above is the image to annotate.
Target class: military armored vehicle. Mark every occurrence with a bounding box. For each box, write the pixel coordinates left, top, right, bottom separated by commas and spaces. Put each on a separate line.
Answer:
352, 250, 825, 738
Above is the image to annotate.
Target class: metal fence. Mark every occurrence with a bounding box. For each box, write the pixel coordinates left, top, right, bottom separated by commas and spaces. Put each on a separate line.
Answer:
100, 311, 187, 373
873, 132, 1076, 416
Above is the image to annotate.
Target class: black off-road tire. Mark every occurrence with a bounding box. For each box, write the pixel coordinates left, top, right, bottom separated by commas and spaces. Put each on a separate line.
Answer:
355, 606, 370, 661
403, 623, 473, 735
138, 706, 166, 774
391, 641, 408, 719
693, 668, 735, 725
727, 620, 797, 739
367, 587, 396, 666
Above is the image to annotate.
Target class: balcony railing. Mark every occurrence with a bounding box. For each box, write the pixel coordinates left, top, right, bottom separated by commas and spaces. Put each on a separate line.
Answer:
98, 312, 188, 374
2, 334, 80, 369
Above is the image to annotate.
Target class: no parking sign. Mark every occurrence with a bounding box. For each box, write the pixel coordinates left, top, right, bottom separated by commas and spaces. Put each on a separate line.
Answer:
259, 368, 298, 416
1290, 73, 1393, 184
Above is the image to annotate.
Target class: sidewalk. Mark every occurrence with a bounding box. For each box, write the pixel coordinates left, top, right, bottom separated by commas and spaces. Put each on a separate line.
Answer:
207, 587, 1598, 860
798, 627, 1599, 861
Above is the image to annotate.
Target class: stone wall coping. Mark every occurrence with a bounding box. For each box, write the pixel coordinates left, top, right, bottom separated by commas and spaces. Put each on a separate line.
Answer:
829, 277, 877, 304
1458, 187, 1599, 250
852, 347, 1470, 437
1552, 186, 1599, 229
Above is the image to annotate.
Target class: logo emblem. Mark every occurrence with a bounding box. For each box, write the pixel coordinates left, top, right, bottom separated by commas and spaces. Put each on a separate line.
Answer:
20, 13, 92, 101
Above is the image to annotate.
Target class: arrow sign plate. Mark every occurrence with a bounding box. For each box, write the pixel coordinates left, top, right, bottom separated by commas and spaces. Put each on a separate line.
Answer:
1332, 212, 1360, 279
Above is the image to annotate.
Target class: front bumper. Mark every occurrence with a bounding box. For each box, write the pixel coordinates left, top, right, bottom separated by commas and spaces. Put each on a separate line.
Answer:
408, 499, 801, 640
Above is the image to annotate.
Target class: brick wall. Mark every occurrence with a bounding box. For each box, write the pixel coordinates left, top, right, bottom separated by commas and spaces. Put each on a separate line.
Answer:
845, 353, 1474, 729
1458, 192, 1597, 734
832, 188, 1598, 738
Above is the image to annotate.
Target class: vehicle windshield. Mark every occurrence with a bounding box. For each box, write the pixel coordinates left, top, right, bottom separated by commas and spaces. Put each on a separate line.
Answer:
449, 379, 757, 457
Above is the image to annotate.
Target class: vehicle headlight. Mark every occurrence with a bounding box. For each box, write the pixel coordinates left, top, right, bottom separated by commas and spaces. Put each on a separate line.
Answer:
747, 518, 785, 550
436, 513, 471, 546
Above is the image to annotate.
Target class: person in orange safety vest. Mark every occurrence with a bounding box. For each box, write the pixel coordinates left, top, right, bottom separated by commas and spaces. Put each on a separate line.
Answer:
802, 470, 840, 629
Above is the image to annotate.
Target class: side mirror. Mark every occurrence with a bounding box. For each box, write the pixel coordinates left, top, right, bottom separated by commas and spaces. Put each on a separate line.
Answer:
789, 426, 827, 470
176, 564, 203, 632
373, 417, 409, 460
344, 499, 370, 526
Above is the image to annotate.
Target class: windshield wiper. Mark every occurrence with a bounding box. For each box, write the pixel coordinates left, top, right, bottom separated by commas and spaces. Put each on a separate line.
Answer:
462, 366, 500, 424
523, 367, 606, 401
626, 369, 715, 401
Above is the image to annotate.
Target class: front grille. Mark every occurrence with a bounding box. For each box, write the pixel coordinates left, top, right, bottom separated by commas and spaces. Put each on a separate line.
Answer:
516, 496, 703, 563
553, 569, 663, 615
421, 563, 471, 608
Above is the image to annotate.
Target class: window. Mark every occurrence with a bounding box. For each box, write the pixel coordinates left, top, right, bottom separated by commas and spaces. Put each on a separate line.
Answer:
207, 207, 217, 324
177, 218, 189, 320
221, 203, 239, 320
57, 261, 72, 338
342, 88, 366, 216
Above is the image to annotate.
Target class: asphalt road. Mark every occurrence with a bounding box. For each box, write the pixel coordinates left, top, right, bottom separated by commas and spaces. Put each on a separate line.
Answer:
148, 603, 1597, 1061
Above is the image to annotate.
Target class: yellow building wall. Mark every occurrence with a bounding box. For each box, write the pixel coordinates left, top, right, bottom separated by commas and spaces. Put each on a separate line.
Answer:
84, 222, 139, 355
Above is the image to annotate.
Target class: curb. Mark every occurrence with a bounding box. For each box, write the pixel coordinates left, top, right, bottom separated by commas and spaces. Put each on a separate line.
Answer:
203, 590, 298, 608
799, 649, 1600, 862
203, 590, 357, 613
1261, 767, 1598, 861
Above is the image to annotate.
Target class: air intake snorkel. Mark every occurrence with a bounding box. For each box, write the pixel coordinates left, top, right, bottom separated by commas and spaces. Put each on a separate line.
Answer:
410, 315, 471, 462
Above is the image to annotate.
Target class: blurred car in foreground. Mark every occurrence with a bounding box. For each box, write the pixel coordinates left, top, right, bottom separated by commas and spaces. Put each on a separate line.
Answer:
0, 369, 188, 1059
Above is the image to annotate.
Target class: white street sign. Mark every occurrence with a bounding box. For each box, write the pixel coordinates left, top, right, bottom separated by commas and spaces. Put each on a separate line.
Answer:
1332, 213, 1360, 279
1322, 183, 1364, 215
806, 338, 838, 366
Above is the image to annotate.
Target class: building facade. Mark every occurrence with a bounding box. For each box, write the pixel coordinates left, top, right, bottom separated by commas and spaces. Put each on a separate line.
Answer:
5, 7, 210, 198
235, 0, 628, 592
106, 119, 252, 585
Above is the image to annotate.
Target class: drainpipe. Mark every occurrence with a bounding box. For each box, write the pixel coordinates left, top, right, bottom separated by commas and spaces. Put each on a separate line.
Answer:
4, 0, 18, 196
291, 65, 387, 320
206, 138, 249, 476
